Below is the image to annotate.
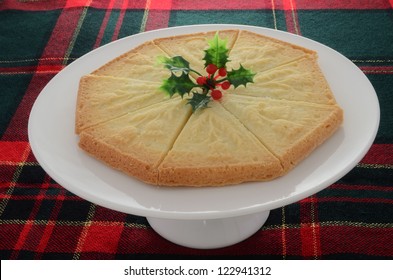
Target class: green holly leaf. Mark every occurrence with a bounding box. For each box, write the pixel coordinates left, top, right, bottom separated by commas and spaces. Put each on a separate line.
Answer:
160, 72, 197, 98
226, 64, 255, 88
158, 55, 191, 74
203, 32, 229, 69
187, 93, 211, 112
157, 32, 257, 113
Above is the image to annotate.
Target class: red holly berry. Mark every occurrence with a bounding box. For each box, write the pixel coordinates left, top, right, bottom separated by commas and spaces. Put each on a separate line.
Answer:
206, 64, 218, 75
211, 89, 222, 100
196, 76, 207, 85
218, 67, 227, 77
221, 81, 231, 90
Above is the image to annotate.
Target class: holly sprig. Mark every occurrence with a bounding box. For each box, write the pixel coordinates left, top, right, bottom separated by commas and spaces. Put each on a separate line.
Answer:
159, 32, 255, 112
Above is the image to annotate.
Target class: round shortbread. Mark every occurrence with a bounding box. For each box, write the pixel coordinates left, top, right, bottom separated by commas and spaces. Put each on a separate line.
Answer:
75, 30, 343, 187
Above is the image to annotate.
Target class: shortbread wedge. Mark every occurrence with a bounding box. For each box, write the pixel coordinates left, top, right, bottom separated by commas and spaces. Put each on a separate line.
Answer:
226, 30, 315, 74
221, 94, 343, 172
228, 55, 336, 104
78, 98, 192, 185
158, 102, 283, 186
91, 42, 168, 82
154, 30, 239, 78
75, 75, 171, 134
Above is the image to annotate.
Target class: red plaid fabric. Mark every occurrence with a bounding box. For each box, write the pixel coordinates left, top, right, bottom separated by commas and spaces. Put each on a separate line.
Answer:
1, 0, 392, 259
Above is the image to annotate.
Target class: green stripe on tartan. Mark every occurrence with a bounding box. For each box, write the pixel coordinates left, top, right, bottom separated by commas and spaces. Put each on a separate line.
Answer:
338, 166, 393, 186
0, 75, 33, 138
68, 9, 145, 57
0, 11, 60, 65
64, 7, 101, 61
118, 10, 146, 39
65, 9, 104, 58
297, 10, 393, 58
167, 10, 287, 31
317, 200, 393, 223
367, 74, 393, 144
317, 187, 393, 200
100, 9, 122, 46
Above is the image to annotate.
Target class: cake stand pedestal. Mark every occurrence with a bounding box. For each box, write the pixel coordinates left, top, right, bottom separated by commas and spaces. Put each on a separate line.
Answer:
147, 211, 270, 249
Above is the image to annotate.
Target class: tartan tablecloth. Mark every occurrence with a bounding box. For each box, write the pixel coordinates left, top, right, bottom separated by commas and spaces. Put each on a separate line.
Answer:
1, 0, 392, 260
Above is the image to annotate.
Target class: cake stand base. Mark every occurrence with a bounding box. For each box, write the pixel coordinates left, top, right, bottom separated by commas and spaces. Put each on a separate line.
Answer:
147, 210, 270, 249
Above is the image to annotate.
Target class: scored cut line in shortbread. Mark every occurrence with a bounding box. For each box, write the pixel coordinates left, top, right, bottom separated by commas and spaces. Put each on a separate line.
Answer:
220, 94, 343, 172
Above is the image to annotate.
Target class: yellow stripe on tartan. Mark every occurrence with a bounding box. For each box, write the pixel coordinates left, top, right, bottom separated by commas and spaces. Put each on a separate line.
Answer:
0, 144, 31, 217
289, 0, 299, 35
362, 70, 393, 74
310, 195, 320, 259
320, 221, 393, 228
0, 219, 148, 229
0, 57, 77, 64
271, 0, 278, 30
0, 161, 39, 166
63, 0, 93, 66
73, 203, 96, 260
352, 59, 393, 64
263, 221, 393, 230
140, 0, 152, 33
357, 163, 393, 169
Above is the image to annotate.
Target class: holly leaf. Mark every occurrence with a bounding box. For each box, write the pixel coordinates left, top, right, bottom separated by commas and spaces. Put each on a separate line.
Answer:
187, 93, 211, 112
226, 64, 255, 88
203, 32, 229, 69
160, 72, 196, 98
158, 55, 191, 74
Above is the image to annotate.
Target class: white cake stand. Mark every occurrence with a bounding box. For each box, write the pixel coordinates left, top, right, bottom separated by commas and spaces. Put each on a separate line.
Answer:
28, 25, 380, 249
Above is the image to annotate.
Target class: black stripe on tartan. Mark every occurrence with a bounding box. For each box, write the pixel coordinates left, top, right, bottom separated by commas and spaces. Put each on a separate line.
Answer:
318, 186, 393, 200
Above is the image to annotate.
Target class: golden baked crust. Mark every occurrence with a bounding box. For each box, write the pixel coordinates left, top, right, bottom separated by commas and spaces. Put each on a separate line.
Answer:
158, 102, 283, 186
75, 29, 344, 187
79, 132, 160, 184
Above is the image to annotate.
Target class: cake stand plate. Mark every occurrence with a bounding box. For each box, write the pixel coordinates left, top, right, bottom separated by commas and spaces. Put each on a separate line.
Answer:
28, 24, 380, 249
